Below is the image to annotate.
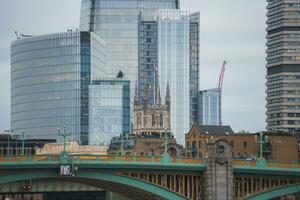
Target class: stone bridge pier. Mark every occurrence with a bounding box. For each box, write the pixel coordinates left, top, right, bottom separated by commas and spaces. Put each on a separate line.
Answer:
204, 139, 233, 200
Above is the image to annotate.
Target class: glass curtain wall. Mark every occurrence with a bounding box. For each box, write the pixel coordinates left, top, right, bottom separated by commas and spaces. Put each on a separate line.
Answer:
11, 32, 82, 141
157, 10, 190, 144
88, 79, 130, 145
79, 0, 179, 125
11, 31, 106, 143
198, 88, 221, 126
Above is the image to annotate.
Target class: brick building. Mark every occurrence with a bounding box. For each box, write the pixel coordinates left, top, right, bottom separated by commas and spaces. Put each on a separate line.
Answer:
185, 124, 299, 163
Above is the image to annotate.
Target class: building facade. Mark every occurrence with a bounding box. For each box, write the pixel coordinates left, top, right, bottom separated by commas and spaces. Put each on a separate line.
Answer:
88, 79, 130, 145
0, 134, 55, 156
266, 0, 300, 132
108, 91, 182, 156
198, 88, 222, 125
138, 21, 158, 105
11, 31, 106, 144
158, 10, 200, 144
80, 0, 180, 110
185, 124, 299, 163
80, 1, 200, 145
133, 84, 170, 135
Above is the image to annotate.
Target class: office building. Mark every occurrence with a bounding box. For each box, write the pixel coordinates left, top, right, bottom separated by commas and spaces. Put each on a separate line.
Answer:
80, 0, 180, 104
157, 10, 200, 144
88, 79, 130, 145
198, 88, 222, 126
266, 0, 300, 132
80, 1, 200, 144
11, 31, 106, 144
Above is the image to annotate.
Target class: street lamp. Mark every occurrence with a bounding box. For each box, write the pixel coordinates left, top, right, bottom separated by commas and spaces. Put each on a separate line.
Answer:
3, 130, 11, 155
160, 129, 172, 157
58, 126, 71, 153
255, 132, 268, 167
120, 133, 129, 156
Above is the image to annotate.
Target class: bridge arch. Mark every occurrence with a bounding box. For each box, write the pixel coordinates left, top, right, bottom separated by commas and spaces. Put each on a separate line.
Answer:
245, 183, 300, 200
0, 169, 187, 200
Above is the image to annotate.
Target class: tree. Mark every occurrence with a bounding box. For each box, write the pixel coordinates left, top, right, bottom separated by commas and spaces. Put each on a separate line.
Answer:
117, 70, 124, 78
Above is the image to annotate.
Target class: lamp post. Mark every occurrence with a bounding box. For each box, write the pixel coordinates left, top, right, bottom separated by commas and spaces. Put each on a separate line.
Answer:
58, 126, 70, 153
255, 132, 268, 167
160, 129, 172, 164
120, 133, 128, 156
21, 131, 25, 156
4, 130, 10, 155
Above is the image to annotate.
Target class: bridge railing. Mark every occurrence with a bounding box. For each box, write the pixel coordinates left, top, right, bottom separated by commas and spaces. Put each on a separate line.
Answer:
233, 159, 300, 169
0, 154, 205, 165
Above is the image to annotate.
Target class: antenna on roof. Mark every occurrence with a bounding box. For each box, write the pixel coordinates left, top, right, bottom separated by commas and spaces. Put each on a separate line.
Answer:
14, 31, 20, 39
14, 31, 32, 39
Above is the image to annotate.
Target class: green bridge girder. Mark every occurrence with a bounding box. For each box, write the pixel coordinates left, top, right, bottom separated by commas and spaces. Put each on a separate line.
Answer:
0, 179, 103, 193
245, 183, 300, 200
0, 169, 188, 200
1, 155, 300, 200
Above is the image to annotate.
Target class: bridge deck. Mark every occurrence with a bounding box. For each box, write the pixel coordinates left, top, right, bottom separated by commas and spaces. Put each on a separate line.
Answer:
0, 155, 206, 171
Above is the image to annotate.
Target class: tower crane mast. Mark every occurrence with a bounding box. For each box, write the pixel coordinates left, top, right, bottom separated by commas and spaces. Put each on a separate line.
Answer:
218, 61, 227, 90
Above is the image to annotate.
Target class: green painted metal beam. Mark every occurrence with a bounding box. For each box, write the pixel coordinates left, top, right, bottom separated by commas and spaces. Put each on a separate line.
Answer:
0, 161, 206, 172
0, 169, 188, 200
233, 166, 300, 178
245, 183, 300, 200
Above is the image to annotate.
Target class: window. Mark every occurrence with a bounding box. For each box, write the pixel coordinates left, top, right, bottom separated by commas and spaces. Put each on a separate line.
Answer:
243, 141, 247, 148
152, 114, 155, 126
160, 114, 163, 126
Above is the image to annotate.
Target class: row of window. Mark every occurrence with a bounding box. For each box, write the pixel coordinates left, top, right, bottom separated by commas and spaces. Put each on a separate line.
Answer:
268, 56, 300, 64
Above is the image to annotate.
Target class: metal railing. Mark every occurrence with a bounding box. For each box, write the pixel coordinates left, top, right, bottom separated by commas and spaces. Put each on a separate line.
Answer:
233, 159, 300, 169
0, 154, 205, 165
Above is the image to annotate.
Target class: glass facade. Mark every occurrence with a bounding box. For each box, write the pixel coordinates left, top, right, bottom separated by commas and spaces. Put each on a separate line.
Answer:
138, 21, 158, 105
157, 10, 191, 144
11, 31, 106, 143
88, 79, 130, 145
198, 88, 222, 126
79, 0, 179, 122
189, 12, 200, 125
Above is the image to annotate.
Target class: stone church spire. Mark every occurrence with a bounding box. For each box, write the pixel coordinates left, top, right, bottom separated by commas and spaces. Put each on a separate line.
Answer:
165, 82, 170, 107
155, 80, 161, 105
134, 82, 140, 106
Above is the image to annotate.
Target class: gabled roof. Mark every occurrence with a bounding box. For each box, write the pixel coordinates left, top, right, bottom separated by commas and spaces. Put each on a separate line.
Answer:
186, 124, 235, 137
198, 125, 235, 135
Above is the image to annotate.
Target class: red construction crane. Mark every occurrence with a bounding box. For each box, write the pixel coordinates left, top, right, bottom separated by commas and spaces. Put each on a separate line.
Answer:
218, 60, 227, 90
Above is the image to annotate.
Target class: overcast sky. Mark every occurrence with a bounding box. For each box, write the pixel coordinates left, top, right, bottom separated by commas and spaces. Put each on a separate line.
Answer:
0, 0, 267, 133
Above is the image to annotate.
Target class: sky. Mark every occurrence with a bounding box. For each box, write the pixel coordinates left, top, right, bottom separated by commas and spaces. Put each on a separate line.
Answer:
0, 0, 267, 133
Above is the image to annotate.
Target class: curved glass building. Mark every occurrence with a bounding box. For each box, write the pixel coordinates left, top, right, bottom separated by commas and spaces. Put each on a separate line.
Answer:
11, 31, 106, 143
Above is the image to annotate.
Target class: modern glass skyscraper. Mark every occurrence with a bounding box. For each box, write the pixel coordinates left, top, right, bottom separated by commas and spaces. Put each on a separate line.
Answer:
79, 0, 180, 115
79, 0, 200, 144
266, 0, 300, 132
11, 31, 106, 144
157, 10, 199, 144
198, 88, 222, 126
137, 10, 200, 144
88, 79, 130, 145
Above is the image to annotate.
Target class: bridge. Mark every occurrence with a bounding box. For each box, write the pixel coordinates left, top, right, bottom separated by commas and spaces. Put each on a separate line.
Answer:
0, 140, 299, 200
